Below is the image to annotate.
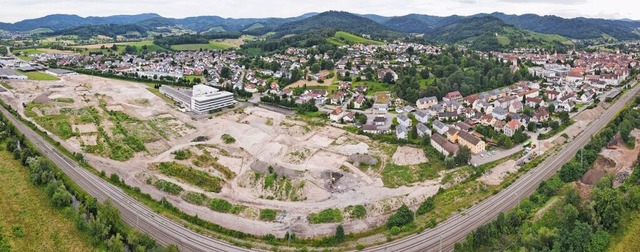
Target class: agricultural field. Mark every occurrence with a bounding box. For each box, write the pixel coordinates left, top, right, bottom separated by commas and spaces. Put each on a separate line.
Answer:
71, 40, 167, 54
0, 151, 93, 251
171, 40, 234, 51
327, 31, 386, 46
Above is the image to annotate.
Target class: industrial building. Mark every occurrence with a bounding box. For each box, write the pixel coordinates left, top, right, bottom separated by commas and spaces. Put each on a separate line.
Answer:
0, 68, 27, 80
160, 84, 236, 113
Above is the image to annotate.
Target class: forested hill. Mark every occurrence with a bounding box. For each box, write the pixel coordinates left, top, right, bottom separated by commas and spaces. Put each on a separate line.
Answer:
422, 16, 574, 52
272, 11, 401, 39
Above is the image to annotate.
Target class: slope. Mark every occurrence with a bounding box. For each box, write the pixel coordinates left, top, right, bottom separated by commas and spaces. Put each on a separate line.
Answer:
273, 11, 401, 39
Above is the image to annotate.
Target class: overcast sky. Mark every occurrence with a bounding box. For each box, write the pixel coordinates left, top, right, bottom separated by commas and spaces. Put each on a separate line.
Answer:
0, 0, 635, 23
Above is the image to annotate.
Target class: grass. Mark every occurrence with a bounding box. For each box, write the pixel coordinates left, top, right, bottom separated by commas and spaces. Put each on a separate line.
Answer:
184, 75, 204, 83
182, 192, 208, 206
308, 208, 344, 224
221, 134, 236, 144
381, 162, 443, 188
609, 211, 640, 252
157, 162, 223, 192
53, 98, 74, 103
327, 31, 386, 46
259, 209, 277, 221
352, 81, 392, 95
18, 71, 59, 81
0, 151, 94, 251
171, 41, 234, 51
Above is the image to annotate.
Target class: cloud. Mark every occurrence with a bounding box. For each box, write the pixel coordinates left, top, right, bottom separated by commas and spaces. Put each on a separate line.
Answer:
498, 0, 587, 4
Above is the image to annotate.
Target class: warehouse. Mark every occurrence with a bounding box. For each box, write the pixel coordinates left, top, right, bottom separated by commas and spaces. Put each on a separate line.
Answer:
0, 68, 27, 80
160, 84, 235, 113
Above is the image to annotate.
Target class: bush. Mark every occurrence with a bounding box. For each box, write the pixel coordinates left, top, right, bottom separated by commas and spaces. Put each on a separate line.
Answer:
416, 197, 435, 215
209, 198, 233, 213
157, 162, 223, 192
172, 149, 192, 160
182, 192, 208, 205
221, 134, 236, 144
309, 209, 343, 224
386, 205, 414, 229
153, 179, 183, 195
347, 205, 367, 219
390, 226, 401, 235
259, 209, 277, 221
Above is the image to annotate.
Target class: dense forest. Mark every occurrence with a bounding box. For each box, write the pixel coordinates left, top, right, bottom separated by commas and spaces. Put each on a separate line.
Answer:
49, 24, 150, 39
393, 47, 534, 103
271, 11, 401, 40
455, 97, 640, 251
153, 33, 242, 48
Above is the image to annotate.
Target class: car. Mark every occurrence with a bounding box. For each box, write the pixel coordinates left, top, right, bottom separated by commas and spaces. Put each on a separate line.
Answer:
480, 154, 484, 158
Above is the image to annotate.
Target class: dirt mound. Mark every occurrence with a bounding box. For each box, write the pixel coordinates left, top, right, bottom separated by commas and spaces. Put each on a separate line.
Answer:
581, 156, 615, 185
574, 104, 604, 122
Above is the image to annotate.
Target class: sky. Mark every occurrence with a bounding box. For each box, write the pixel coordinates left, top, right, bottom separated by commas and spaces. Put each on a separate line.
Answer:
0, 0, 636, 23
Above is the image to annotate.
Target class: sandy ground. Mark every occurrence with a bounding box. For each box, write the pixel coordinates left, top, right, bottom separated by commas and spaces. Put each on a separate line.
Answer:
0, 75, 476, 238
478, 160, 518, 185
39, 48, 79, 55
285, 70, 336, 89
391, 146, 428, 165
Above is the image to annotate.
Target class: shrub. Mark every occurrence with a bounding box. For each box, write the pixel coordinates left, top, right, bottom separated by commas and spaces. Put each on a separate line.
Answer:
154, 179, 183, 195
209, 198, 233, 213
416, 197, 435, 215
157, 162, 223, 192
221, 134, 236, 144
182, 192, 207, 205
347, 205, 367, 219
386, 205, 414, 229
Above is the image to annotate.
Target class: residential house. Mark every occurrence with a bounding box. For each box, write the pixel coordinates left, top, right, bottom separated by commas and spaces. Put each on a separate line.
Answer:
396, 126, 408, 140
373, 92, 391, 112
416, 96, 438, 110
373, 115, 387, 126
463, 94, 480, 106
444, 100, 462, 113
331, 91, 345, 105
404, 105, 415, 113
493, 120, 506, 133
458, 130, 486, 154
532, 107, 549, 123
525, 97, 545, 108
455, 121, 473, 132
443, 91, 463, 102
545, 90, 560, 101
362, 125, 379, 134
473, 100, 494, 114
330, 107, 345, 122
433, 120, 449, 135
343, 112, 355, 123
414, 110, 430, 124
447, 128, 459, 143
509, 101, 523, 113
431, 134, 459, 156
503, 119, 522, 137
354, 94, 366, 109
417, 123, 432, 138
492, 107, 509, 121
438, 112, 459, 121
397, 114, 412, 128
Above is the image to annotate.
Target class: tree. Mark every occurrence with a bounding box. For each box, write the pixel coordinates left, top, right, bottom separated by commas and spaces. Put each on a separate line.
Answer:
592, 187, 623, 230
548, 104, 556, 114
52, 184, 72, 208
107, 233, 125, 252
455, 146, 472, 165
220, 66, 232, 79
383, 72, 395, 84
335, 225, 345, 242
558, 111, 570, 124
527, 122, 537, 132
416, 197, 435, 215
310, 63, 321, 74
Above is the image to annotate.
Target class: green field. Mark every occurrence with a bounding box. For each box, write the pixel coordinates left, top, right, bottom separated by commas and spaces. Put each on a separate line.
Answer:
14, 49, 46, 60
18, 71, 59, 81
327, 31, 386, 46
0, 151, 94, 251
171, 40, 234, 51
609, 211, 640, 251
184, 75, 204, 83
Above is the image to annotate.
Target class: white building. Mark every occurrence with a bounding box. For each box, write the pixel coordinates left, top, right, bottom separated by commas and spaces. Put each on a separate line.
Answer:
160, 84, 235, 113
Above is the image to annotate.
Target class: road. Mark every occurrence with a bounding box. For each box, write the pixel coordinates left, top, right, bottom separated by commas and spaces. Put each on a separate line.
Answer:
1, 81, 638, 252
362, 81, 640, 252
0, 107, 251, 252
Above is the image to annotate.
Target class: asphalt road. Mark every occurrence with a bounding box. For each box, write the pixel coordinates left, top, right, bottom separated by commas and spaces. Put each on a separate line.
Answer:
362, 82, 640, 252
1, 82, 637, 252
